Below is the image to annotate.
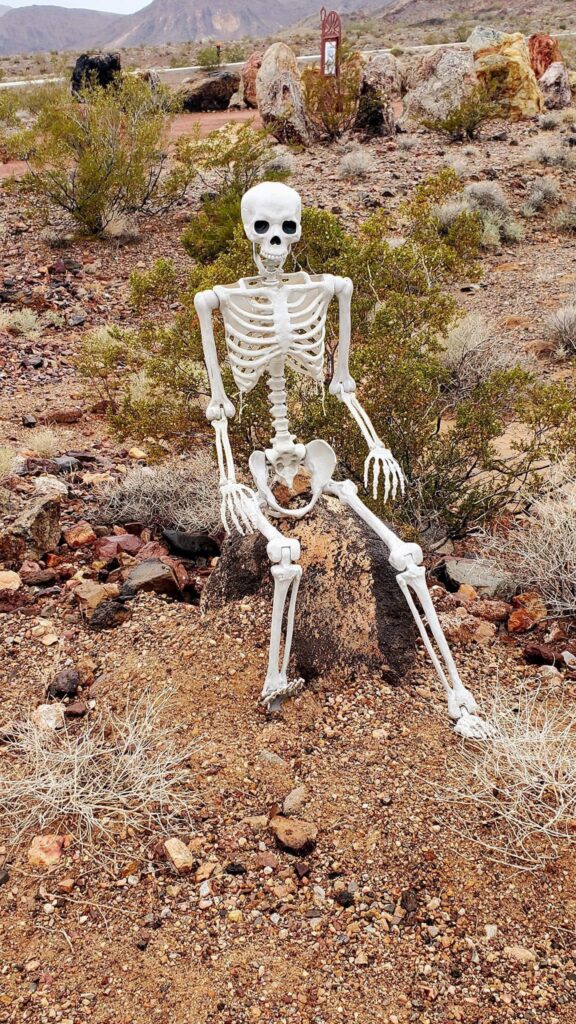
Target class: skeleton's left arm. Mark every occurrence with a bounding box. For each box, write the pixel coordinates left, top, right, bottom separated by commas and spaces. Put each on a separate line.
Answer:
328, 275, 404, 503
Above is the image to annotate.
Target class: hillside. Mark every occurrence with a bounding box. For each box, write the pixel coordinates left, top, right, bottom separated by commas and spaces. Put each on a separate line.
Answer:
0, 4, 122, 57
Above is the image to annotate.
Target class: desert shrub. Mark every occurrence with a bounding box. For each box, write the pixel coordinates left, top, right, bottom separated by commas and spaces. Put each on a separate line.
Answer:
484, 471, 576, 615
442, 683, 576, 867
555, 203, 576, 233
440, 313, 532, 398
178, 123, 289, 263
130, 257, 179, 312
0, 446, 14, 511
443, 156, 468, 178
521, 176, 561, 216
196, 45, 221, 71
530, 144, 574, 169
76, 325, 135, 408
4, 77, 195, 235
438, 182, 523, 247
0, 307, 41, 338
538, 111, 560, 130
337, 147, 376, 179
0, 688, 198, 852
79, 169, 576, 543
464, 181, 509, 216
422, 84, 501, 141
548, 303, 576, 357
266, 147, 296, 176
302, 48, 363, 140
27, 428, 62, 458
397, 135, 418, 151
99, 456, 220, 533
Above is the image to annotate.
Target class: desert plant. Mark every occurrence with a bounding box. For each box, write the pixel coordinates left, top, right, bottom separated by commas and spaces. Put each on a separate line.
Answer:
538, 111, 560, 130
99, 455, 220, 533
438, 182, 523, 247
464, 181, 510, 216
196, 44, 221, 71
440, 313, 531, 397
130, 257, 179, 312
555, 203, 576, 233
0, 688, 198, 852
0, 445, 14, 511
337, 146, 376, 180
302, 47, 363, 140
27, 428, 62, 458
521, 176, 561, 216
76, 325, 135, 408
265, 147, 296, 176
441, 684, 576, 867
548, 303, 576, 356
5, 76, 195, 235
422, 84, 501, 141
0, 307, 41, 338
530, 144, 574, 169
397, 135, 418, 151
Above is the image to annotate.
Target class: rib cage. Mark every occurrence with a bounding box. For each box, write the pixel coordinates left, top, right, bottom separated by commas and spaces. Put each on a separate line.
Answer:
215, 275, 332, 394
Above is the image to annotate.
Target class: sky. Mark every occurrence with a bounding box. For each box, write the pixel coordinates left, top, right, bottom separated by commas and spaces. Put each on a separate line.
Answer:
6, 0, 144, 12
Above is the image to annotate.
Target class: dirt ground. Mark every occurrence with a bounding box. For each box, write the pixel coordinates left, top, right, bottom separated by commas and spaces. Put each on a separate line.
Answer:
1, 104, 576, 1024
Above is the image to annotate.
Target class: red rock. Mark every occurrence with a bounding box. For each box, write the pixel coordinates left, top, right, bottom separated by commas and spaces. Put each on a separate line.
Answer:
508, 608, 537, 634
44, 407, 83, 424
64, 521, 97, 548
27, 834, 66, 868
135, 540, 170, 561
523, 642, 557, 665
528, 32, 563, 78
95, 533, 143, 559
511, 591, 547, 622
242, 51, 263, 108
468, 599, 512, 623
64, 700, 88, 717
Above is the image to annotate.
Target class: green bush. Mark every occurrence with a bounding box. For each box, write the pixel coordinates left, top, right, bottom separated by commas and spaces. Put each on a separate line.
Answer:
422, 84, 502, 141
302, 48, 363, 140
78, 169, 576, 543
3, 77, 195, 235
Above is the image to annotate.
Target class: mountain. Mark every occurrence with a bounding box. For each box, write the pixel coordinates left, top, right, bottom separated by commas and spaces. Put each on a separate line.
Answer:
0, 5, 12, 16
101, 0, 316, 48
0, 4, 122, 56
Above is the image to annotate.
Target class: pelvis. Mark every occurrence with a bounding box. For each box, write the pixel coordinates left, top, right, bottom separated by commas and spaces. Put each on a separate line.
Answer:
249, 440, 337, 519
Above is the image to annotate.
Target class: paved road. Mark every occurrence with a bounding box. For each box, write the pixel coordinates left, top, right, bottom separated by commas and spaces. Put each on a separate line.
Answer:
0, 108, 261, 179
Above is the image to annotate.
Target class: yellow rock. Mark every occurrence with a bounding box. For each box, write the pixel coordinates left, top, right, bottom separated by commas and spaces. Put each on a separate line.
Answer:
474, 32, 544, 120
0, 570, 21, 591
128, 447, 147, 460
228, 908, 243, 922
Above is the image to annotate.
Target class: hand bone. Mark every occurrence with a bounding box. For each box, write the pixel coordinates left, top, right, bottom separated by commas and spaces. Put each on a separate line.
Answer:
364, 445, 405, 503
220, 482, 259, 535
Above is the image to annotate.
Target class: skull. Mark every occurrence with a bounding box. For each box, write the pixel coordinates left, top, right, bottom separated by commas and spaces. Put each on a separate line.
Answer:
241, 182, 302, 275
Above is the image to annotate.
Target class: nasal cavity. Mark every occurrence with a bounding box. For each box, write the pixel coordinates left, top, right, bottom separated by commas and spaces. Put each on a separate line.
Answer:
270, 236, 282, 246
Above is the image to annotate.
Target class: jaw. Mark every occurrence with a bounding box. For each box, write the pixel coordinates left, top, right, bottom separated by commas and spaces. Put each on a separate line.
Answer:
253, 245, 290, 278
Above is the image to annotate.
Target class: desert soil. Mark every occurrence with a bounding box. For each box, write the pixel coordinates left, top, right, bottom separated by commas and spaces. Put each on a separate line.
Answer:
1, 108, 576, 1024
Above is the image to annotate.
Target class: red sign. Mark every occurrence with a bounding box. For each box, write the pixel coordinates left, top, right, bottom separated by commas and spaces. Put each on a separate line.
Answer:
320, 7, 342, 77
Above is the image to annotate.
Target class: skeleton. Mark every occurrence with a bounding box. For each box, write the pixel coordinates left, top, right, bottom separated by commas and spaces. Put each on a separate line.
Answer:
195, 182, 488, 740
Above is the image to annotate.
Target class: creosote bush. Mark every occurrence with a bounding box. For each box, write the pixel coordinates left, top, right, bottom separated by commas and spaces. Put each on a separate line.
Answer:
302, 48, 363, 140
79, 167, 576, 543
3, 77, 195, 235
422, 84, 502, 141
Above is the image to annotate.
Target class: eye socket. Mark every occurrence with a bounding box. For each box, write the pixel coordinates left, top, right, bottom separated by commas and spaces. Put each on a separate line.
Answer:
254, 220, 269, 234
282, 220, 298, 235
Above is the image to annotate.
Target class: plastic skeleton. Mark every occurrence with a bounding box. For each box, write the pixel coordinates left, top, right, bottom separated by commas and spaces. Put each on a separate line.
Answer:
195, 182, 488, 739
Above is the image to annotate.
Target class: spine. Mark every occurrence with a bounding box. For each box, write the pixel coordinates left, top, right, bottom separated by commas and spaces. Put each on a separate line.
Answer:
268, 360, 294, 454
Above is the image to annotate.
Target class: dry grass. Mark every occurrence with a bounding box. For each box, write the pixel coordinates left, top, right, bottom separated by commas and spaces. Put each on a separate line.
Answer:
27, 427, 63, 458
337, 147, 376, 180
440, 313, 532, 397
0, 308, 42, 338
548, 302, 576, 357
0, 688, 199, 854
0, 445, 14, 512
483, 472, 576, 615
521, 176, 561, 217
440, 685, 576, 868
99, 454, 220, 534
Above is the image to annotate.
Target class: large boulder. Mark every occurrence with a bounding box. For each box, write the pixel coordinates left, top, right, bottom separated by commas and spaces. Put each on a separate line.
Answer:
354, 53, 399, 137
71, 52, 121, 94
242, 51, 263, 109
403, 46, 477, 125
202, 497, 418, 684
0, 495, 61, 568
539, 62, 572, 110
256, 43, 312, 145
179, 71, 241, 112
474, 32, 544, 120
360, 52, 403, 100
528, 33, 563, 79
467, 26, 505, 54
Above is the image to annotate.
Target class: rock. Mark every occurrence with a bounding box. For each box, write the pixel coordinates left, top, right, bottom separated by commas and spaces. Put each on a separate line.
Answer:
0, 570, 21, 591
457, 584, 478, 601
134, 67, 160, 90
228, 84, 245, 110
511, 591, 547, 624
88, 598, 132, 631
523, 642, 557, 666
128, 446, 147, 460
539, 665, 562, 682
64, 521, 97, 549
403, 47, 477, 124
65, 700, 88, 717
47, 667, 81, 699
437, 558, 512, 599
467, 25, 505, 53
32, 704, 65, 731
0, 868, 9, 885
179, 71, 241, 112
504, 945, 536, 965
528, 33, 563, 79
474, 32, 544, 120
164, 838, 194, 874
71, 52, 121, 93
27, 834, 67, 869
468, 599, 512, 623
202, 497, 418, 684
162, 530, 219, 559
44, 407, 83, 425
355, 82, 395, 137
73, 579, 114, 614
256, 43, 312, 145
32, 475, 68, 498
22, 414, 36, 428
242, 51, 263, 108
563, 650, 576, 669
123, 559, 180, 598
283, 785, 308, 816
195, 860, 219, 882
95, 533, 143, 559
362, 51, 403, 100
0, 495, 61, 566
269, 815, 318, 853
20, 564, 57, 587
539, 62, 572, 110
54, 455, 81, 473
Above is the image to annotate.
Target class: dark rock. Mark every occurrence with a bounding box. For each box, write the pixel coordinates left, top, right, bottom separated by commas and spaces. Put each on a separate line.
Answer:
178, 71, 240, 112
88, 599, 132, 631
294, 861, 311, 879
22, 414, 37, 428
335, 890, 355, 908
122, 559, 181, 599
65, 700, 88, 718
400, 888, 419, 913
523, 642, 558, 666
162, 530, 220, 559
71, 52, 121, 94
203, 498, 417, 684
0, 868, 9, 886
54, 455, 81, 473
225, 862, 247, 875
47, 668, 81, 700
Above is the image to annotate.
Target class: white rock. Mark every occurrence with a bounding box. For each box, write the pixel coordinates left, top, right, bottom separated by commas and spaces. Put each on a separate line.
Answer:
32, 703, 65, 731
283, 785, 308, 815
33, 475, 68, 497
